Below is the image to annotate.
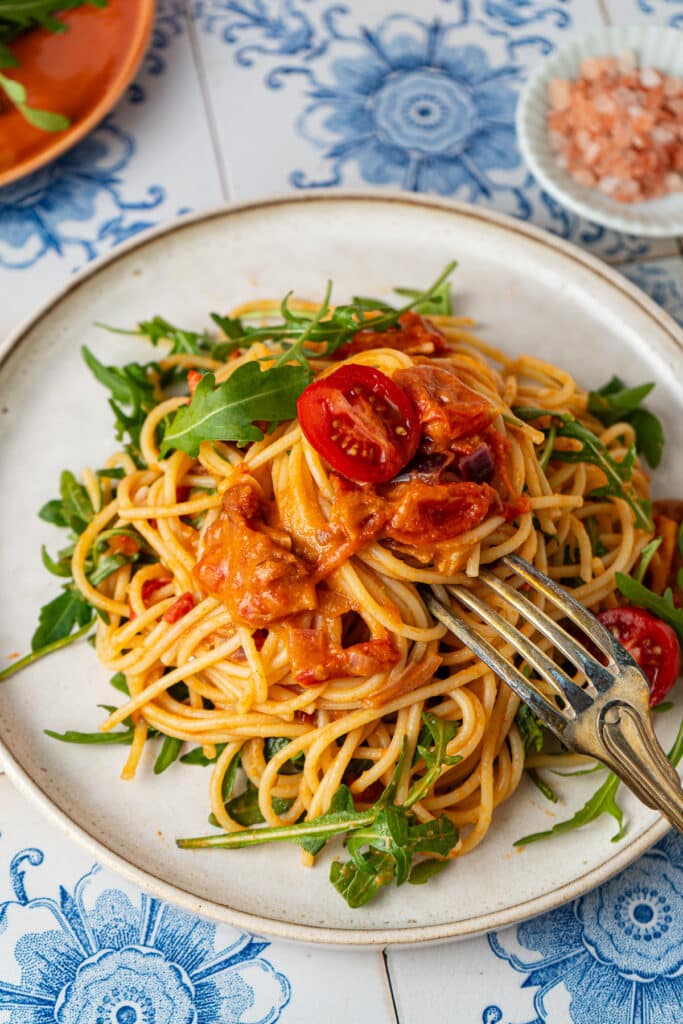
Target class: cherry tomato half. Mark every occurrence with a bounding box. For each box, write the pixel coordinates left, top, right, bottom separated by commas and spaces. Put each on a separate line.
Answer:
598, 607, 681, 706
297, 364, 420, 484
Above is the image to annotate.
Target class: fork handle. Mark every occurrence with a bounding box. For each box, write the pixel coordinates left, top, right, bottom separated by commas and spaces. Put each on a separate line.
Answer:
599, 702, 683, 834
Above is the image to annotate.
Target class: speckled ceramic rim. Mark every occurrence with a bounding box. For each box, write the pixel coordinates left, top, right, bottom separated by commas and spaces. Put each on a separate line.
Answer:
0, 191, 681, 948
516, 25, 683, 237
0, 0, 156, 189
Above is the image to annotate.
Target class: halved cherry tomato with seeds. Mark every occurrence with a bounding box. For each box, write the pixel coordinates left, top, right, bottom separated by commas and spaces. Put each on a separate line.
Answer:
296, 364, 419, 484
597, 607, 681, 706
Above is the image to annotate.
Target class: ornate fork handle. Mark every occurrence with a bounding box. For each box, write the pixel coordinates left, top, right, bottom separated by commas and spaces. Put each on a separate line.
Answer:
595, 698, 683, 833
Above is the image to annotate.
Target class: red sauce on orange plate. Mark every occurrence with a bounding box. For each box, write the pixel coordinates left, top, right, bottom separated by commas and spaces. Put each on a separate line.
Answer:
0, 0, 154, 184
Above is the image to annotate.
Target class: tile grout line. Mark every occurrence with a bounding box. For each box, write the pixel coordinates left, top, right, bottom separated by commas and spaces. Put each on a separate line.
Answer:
181, 0, 232, 201
382, 949, 401, 1024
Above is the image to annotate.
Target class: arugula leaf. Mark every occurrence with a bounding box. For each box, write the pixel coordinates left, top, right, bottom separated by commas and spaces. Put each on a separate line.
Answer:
515, 772, 625, 846
110, 672, 129, 695
588, 376, 664, 468
634, 537, 663, 584
31, 589, 94, 651
513, 408, 652, 531
224, 780, 293, 827
527, 769, 558, 803
615, 573, 683, 647
154, 735, 183, 775
264, 736, 305, 774
161, 363, 311, 457
45, 725, 135, 745
177, 712, 461, 906
406, 713, 460, 807
393, 280, 453, 317
180, 743, 226, 766
408, 857, 450, 885
516, 704, 545, 754
82, 346, 159, 461
0, 3, 107, 131
0, 621, 92, 683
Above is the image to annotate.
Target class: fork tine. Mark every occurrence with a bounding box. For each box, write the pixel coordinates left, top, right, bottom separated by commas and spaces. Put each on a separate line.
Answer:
478, 568, 615, 693
420, 587, 569, 738
503, 554, 622, 659
447, 584, 594, 715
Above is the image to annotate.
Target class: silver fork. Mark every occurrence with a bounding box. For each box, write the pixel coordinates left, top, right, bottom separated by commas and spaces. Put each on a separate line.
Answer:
421, 553, 683, 833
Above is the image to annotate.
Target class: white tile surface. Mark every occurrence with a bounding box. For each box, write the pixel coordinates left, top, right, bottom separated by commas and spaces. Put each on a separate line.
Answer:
190, 0, 677, 263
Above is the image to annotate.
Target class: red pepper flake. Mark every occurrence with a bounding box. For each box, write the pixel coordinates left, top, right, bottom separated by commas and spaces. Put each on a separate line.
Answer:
294, 709, 316, 724
141, 577, 171, 606
163, 592, 195, 624
175, 486, 191, 504
187, 370, 203, 396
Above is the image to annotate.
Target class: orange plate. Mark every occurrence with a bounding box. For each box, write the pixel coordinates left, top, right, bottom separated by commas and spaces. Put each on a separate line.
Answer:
0, 0, 155, 187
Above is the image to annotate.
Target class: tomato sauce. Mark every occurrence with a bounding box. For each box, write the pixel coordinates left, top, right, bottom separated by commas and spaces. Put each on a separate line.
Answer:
0, 0, 149, 177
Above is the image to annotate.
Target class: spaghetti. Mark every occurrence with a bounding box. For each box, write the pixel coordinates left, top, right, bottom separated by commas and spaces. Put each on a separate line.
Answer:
70, 297, 652, 872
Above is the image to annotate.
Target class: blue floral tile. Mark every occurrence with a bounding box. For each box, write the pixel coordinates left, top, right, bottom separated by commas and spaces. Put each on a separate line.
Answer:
193, 0, 678, 263
386, 832, 683, 1024
0, 850, 290, 1024
0, 122, 165, 271
602, 0, 683, 28
619, 257, 683, 328
486, 832, 683, 1024
0, 777, 393, 1024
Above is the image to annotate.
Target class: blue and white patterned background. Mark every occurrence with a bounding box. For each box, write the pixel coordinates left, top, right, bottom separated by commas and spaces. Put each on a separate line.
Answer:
1, 1, 683, 1022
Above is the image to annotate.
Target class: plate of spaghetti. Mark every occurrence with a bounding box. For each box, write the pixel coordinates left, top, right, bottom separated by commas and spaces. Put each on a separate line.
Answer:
1, 193, 683, 945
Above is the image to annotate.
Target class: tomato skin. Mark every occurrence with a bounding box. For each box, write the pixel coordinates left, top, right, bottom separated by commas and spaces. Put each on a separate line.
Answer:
598, 607, 681, 706
108, 534, 139, 556
164, 592, 195, 624
297, 364, 420, 484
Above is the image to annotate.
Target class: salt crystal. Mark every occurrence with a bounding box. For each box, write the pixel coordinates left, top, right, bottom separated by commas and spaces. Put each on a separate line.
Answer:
549, 78, 571, 110
640, 67, 662, 89
597, 176, 620, 194
572, 168, 596, 187
618, 49, 636, 73
651, 126, 675, 146
581, 57, 604, 81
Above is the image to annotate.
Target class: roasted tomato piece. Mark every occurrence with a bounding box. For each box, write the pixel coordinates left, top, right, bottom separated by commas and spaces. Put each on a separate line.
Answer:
598, 607, 681, 706
393, 365, 500, 453
383, 480, 500, 545
297, 364, 420, 484
339, 311, 448, 357
164, 592, 195, 624
194, 483, 317, 627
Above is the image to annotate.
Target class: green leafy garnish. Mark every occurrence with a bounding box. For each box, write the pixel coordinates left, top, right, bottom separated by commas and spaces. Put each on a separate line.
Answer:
45, 725, 136, 745
516, 772, 625, 846
517, 708, 683, 846
516, 704, 545, 754
161, 362, 312, 458
0, 1, 106, 130
513, 408, 652, 531
615, 574, 683, 647
154, 735, 184, 775
588, 376, 664, 469
82, 346, 160, 463
160, 264, 457, 457
177, 713, 461, 907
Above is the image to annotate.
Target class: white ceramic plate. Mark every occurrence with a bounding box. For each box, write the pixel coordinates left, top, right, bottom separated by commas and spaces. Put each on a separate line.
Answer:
1, 193, 682, 947
516, 25, 683, 237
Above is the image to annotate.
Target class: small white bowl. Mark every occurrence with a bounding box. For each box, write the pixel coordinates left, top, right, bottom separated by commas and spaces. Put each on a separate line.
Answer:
516, 25, 683, 237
